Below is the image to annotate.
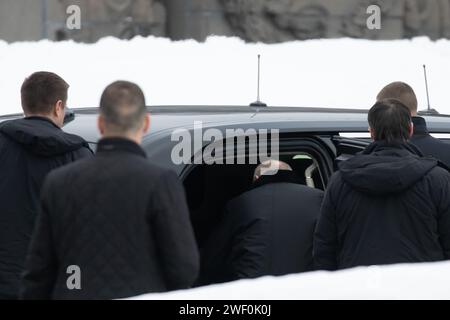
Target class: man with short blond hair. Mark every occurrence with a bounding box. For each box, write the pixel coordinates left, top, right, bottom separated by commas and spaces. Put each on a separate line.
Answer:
376, 81, 450, 168
376, 81, 418, 114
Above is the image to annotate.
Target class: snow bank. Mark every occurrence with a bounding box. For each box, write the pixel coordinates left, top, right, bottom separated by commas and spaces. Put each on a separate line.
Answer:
1, 36, 450, 116
130, 261, 450, 300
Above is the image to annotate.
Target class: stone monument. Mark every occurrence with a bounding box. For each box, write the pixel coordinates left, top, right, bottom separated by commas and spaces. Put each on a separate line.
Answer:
1, 0, 450, 43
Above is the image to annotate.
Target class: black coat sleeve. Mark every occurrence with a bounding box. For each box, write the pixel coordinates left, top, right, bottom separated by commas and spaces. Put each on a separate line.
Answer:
197, 210, 234, 286
198, 202, 264, 284
434, 170, 450, 259
313, 174, 339, 271
228, 215, 266, 280
150, 170, 200, 290
19, 177, 58, 300
71, 145, 94, 161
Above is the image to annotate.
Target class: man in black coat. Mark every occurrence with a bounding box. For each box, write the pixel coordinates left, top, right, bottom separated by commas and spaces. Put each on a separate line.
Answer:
20, 81, 199, 300
314, 99, 450, 271
199, 160, 323, 285
0, 72, 92, 299
377, 81, 450, 168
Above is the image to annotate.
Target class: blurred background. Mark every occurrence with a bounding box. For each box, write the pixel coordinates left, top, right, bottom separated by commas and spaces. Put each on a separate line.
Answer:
1, 0, 450, 43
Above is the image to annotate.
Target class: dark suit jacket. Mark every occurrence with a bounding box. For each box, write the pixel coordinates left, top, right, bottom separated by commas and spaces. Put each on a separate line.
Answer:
199, 171, 323, 285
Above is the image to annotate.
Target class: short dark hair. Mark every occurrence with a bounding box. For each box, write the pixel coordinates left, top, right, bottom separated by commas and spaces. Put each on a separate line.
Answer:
99, 81, 147, 133
21, 72, 69, 115
368, 99, 412, 144
376, 82, 418, 114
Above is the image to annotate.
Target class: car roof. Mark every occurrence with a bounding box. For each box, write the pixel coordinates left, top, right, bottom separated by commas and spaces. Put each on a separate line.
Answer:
3, 106, 450, 144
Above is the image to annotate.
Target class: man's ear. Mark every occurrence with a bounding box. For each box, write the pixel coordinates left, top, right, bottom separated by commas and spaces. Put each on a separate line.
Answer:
409, 122, 414, 138
97, 114, 105, 135
54, 100, 64, 117
368, 126, 375, 140
142, 113, 150, 134
51, 100, 65, 127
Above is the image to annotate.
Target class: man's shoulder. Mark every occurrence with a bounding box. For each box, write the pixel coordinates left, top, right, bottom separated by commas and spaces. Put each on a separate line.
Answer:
0, 130, 13, 145
233, 182, 324, 204
46, 156, 94, 183
328, 170, 344, 186
412, 134, 450, 151
289, 182, 324, 194
412, 135, 450, 169
47, 154, 174, 186
125, 155, 173, 179
264, 181, 325, 197
427, 165, 450, 180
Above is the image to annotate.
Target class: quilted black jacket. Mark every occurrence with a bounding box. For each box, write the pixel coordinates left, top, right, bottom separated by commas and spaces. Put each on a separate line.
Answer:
0, 116, 92, 299
19, 138, 199, 300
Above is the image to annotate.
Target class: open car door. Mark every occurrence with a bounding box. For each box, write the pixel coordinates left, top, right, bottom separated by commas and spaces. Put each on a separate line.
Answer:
331, 135, 371, 170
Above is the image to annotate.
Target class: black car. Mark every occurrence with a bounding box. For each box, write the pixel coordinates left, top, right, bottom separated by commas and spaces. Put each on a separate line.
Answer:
2, 106, 450, 248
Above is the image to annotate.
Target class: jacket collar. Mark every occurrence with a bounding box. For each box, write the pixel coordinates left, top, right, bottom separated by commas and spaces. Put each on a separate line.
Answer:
251, 170, 300, 190
0, 116, 60, 132
24, 116, 61, 129
362, 140, 424, 157
412, 116, 429, 136
96, 137, 146, 158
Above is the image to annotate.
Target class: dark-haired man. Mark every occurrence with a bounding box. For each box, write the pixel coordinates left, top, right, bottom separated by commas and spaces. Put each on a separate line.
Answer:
0, 72, 92, 299
377, 81, 450, 167
314, 99, 450, 271
20, 81, 199, 300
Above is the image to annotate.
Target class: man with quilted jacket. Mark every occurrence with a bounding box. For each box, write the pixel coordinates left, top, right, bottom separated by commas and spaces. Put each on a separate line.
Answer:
20, 81, 199, 299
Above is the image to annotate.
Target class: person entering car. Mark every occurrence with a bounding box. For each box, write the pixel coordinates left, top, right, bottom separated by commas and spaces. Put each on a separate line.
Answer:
199, 160, 323, 285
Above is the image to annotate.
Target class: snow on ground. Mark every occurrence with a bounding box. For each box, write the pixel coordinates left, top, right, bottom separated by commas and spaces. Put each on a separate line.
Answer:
130, 261, 450, 300
1, 36, 450, 116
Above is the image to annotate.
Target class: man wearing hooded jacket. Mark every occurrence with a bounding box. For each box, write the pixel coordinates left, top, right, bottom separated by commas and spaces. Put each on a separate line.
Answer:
314, 99, 450, 271
0, 72, 92, 299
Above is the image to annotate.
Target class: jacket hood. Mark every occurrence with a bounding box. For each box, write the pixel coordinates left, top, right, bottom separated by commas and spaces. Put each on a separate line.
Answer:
0, 116, 89, 157
339, 141, 438, 195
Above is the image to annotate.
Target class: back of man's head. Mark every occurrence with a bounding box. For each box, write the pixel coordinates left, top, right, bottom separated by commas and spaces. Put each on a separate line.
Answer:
253, 160, 292, 182
376, 82, 418, 115
368, 99, 413, 144
21, 71, 69, 119
99, 81, 147, 138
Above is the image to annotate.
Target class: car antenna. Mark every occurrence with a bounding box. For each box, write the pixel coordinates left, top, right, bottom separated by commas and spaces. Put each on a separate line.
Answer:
250, 54, 267, 107
420, 65, 439, 115
423, 64, 431, 112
